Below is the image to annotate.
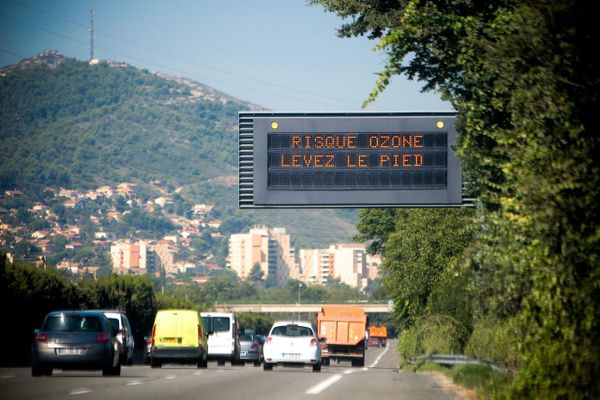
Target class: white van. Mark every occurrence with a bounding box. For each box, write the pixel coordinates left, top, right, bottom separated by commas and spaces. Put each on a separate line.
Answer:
200, 312, 240, 365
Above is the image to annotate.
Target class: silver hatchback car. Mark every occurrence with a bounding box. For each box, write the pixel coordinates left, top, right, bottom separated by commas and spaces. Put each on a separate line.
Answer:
239, 329, 262, 366
31, 310, 122, 377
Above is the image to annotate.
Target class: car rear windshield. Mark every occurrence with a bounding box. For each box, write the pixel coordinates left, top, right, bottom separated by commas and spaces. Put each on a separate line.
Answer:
108, 318, 120, 333
240, 333, 254, 341
202, 316, 230, 332
43, 315, 103, 332
271, 325, 314, 337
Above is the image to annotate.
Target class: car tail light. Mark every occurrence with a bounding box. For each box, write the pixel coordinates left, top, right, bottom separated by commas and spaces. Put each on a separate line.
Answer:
35, 333, 48, 343
250, 343, 259, 350
198, 325, 203, 345
151, 325, 156, 347
310, 338, 318, 346
96, 332, 110, 343
265, 336, 272, 344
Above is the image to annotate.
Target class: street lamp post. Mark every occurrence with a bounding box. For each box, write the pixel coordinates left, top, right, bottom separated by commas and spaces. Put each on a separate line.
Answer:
298, 283, 303, 320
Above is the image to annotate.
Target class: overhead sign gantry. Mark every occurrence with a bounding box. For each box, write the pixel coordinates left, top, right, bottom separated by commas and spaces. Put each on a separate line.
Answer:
238, 112, 465, 208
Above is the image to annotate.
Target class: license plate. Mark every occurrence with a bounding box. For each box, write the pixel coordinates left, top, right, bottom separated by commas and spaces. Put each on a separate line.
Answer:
240, 351, 247, 357
162, 337, 178, 344
56, 348, 86, 355
283, 353, 300, 359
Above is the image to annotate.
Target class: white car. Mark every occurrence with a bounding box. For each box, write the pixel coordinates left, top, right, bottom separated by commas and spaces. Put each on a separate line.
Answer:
262, 321, 322, 372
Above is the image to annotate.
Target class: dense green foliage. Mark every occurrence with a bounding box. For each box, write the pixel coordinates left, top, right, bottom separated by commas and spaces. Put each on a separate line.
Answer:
316, 0, 599, 397
0, 59, 239, 189
163, 270, 367, 307
0, 253, 156, 365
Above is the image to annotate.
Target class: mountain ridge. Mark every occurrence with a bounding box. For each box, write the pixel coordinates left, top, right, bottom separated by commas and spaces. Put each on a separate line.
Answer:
0, 51, 358, 248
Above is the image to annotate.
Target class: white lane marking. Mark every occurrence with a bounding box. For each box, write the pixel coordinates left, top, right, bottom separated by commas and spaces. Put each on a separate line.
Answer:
368, 345, 389, 368
343, 369, 355, 375
165, 375, 176, 380
1, 375, 15, 378
193, 372, 203, 376
306, 374, 343, 395
126, 381, 142, 386
69, 388, 92, 395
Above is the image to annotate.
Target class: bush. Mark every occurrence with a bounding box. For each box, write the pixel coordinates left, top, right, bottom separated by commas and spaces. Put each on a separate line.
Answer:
465, 318, 521, 372
397, 314, 468, 366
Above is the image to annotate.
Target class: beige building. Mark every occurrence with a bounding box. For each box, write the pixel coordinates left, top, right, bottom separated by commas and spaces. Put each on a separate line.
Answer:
328, 243, 367, 288
110, 240, 157, 275
228, 226, 294, 286
298, 248, 331, 285
154, 240, 176, 275
110, 241, 140, 275
298, 243, 368, 289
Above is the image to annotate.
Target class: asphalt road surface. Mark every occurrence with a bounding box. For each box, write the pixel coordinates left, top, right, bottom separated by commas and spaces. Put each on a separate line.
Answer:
1, 341, 457, 400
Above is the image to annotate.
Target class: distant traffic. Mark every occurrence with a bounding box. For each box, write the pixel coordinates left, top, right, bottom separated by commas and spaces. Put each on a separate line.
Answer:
30, 305, 388, 377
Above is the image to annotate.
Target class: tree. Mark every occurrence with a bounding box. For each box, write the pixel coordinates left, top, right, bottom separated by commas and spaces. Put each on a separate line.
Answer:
314, 0, 599, 396
248, 263, 264, 283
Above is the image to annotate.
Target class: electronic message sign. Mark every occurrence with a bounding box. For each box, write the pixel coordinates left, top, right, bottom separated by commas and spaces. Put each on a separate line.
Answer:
239, 112, 463, 208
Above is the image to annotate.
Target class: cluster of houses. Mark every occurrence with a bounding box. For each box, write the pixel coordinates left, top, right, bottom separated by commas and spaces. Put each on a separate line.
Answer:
0, 185, 224, 281
2, 186, 380, 290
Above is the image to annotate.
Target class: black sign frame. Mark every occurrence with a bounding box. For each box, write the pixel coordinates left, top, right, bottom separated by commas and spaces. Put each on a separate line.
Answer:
239, 112, 463, 208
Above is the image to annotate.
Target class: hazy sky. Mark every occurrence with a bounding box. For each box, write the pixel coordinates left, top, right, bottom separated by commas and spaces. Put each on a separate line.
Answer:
0, 0, 451, 111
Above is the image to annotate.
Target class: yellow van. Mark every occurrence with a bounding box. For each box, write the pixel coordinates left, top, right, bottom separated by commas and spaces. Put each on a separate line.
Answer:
150, 309, 208, 368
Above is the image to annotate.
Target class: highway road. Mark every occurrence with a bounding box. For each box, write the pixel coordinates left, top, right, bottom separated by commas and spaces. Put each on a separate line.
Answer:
1, 341, 457, 400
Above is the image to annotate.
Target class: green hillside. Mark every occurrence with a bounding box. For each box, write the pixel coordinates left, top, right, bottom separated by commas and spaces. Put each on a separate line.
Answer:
0, 51, 357, 247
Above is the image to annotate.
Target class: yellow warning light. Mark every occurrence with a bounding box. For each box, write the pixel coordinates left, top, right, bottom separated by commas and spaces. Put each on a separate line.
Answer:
271, 122, 279, 130
436, 121, 445, 129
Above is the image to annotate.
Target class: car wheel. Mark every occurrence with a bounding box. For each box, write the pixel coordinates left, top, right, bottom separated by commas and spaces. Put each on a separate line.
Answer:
351, 358, 365, 367
43, 367, 53, 376
312, 362, 321, 372
197, 356, 208, 369
263, 362, 273, 371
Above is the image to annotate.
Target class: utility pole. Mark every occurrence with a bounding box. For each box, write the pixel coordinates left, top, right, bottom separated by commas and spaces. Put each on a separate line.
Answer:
89, 10, 95, 62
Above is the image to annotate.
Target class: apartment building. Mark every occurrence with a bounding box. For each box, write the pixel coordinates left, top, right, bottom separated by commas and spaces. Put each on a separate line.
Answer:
110, 240, 157, 275
110, 241, 140, 275
298, 243, 367, 289
228, 226, 294, 286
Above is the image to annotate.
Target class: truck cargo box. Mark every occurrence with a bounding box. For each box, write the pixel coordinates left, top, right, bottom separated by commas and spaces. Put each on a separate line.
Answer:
317, 305, 367, 367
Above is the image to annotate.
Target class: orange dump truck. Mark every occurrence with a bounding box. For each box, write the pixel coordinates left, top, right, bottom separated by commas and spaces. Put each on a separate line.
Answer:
368, 324, 388, 348
316, 305, 367, 367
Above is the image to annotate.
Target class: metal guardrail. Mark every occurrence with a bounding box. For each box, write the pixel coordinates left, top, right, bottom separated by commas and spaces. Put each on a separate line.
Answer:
408, 354, 507, 372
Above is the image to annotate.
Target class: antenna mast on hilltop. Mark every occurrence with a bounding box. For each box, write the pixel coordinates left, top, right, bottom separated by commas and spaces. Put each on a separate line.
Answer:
89, 10, 97, 63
